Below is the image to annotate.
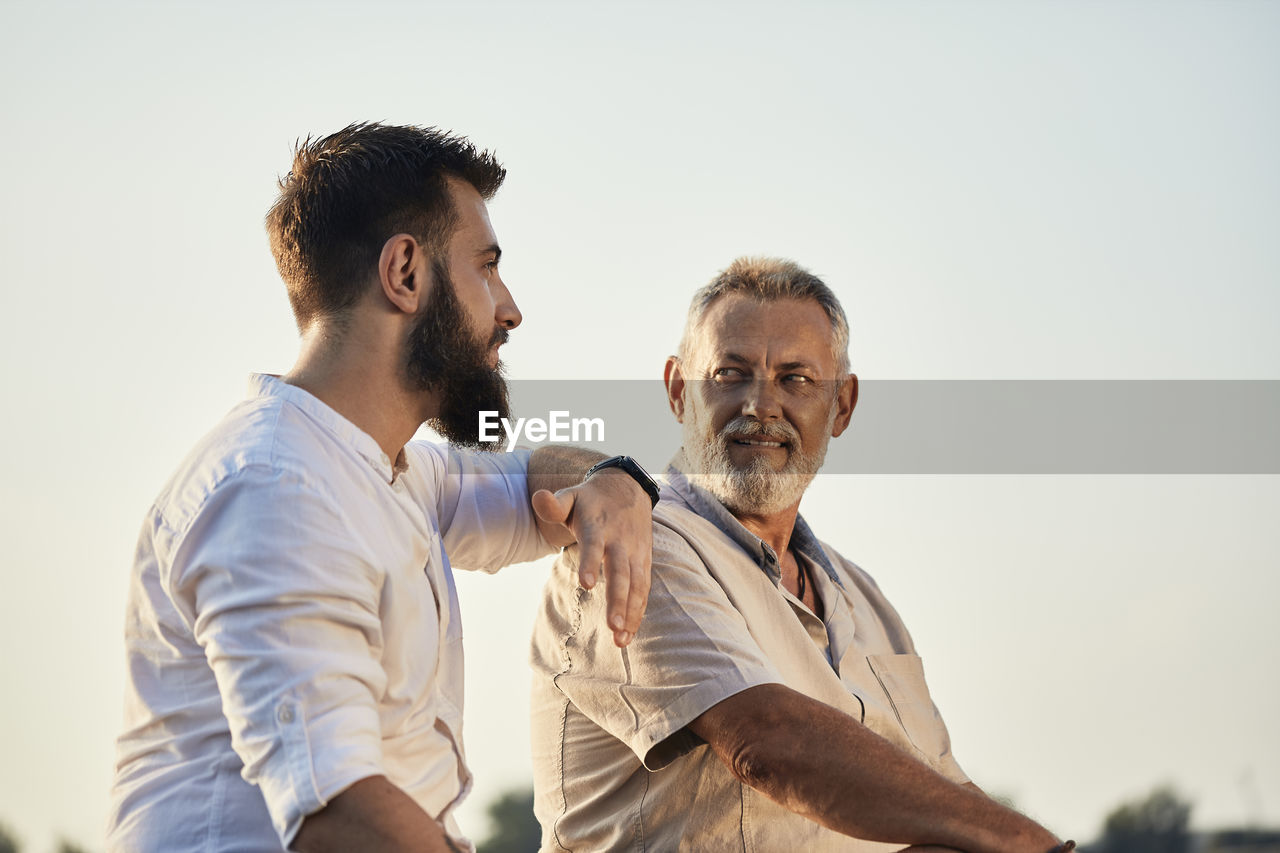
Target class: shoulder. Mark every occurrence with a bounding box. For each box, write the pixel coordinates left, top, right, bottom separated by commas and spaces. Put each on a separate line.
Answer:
402, 438, 448, 475
151, 394, 344, 535
651, 500, 729, 564
544, 501, 731, 623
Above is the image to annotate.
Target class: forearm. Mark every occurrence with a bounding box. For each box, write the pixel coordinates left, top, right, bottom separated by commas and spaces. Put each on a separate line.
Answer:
292, 775, 455, 853
694, 685, 1060, 853
527, 445, 608, 497
767, 726, 1054, 852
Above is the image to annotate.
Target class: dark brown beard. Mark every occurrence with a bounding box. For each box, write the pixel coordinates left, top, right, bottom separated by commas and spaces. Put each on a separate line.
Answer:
404, 259, 511, 449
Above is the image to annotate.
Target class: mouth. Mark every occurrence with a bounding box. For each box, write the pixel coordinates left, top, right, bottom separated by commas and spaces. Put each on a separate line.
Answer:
729, 436, 788, 450
487, 328, 509, 368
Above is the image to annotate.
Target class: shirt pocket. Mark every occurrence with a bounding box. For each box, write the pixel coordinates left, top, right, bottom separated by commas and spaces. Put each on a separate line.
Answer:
866, 653, 950, 761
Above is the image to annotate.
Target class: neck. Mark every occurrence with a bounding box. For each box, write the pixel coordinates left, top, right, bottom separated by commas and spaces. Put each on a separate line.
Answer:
731, 503, 802, 560
283, 319, 436, 461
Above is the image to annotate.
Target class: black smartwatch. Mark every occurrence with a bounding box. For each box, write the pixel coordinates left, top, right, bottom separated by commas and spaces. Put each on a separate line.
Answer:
584, 455, 660, 508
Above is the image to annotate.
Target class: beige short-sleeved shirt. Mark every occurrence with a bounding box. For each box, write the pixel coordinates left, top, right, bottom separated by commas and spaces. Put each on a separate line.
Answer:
530, 463, 968, 852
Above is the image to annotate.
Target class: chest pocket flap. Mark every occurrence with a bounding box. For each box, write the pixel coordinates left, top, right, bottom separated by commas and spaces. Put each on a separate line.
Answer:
866, 653, 952, 763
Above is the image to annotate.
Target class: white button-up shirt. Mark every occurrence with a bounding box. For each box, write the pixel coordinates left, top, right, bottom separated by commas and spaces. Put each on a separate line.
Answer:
107, 374, 551, 852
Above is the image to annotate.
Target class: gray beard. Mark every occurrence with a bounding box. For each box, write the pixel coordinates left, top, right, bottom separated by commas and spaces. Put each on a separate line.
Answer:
683, 413, 831, 516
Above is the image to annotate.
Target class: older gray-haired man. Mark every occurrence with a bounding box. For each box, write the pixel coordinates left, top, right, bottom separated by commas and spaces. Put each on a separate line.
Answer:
529, 257, 1072, 852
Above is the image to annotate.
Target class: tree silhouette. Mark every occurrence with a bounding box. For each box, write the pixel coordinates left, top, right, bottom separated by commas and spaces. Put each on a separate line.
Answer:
477, 787, 541, 853
1092, 784, 1192, 853
0, 820, 18, 853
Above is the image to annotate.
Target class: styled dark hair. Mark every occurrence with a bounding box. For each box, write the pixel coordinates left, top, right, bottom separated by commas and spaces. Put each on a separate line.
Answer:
678, 256, 851, 374
265, 122, 506, 328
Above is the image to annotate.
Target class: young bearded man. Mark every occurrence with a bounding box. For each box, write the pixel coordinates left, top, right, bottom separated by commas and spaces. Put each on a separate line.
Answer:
107, 123, 656, 853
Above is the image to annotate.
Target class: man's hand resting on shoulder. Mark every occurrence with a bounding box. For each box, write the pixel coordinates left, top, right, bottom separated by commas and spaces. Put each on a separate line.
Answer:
528, 448, 654, 647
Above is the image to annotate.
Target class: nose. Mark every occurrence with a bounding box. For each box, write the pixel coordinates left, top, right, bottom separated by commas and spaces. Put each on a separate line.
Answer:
493, 274, 522, 330
741, 377, 782, 421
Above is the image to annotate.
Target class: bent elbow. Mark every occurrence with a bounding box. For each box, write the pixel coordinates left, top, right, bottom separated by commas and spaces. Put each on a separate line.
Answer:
695, 684, 811, 799
725, 738, 784, 792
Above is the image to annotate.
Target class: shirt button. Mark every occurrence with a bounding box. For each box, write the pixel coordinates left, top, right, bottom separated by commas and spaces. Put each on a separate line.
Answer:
277, 704, 295, 724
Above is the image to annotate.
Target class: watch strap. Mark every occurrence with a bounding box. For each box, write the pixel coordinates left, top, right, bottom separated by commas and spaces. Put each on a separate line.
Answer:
584, 455, 660, 508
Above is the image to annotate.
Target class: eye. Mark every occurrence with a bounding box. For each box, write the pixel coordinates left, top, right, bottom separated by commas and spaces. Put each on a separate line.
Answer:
713, 367, 745, 381
783, 373, 813, 384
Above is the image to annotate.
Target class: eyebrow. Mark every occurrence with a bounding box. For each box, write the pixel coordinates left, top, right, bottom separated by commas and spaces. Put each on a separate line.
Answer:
720, 352, 819, 372
476, 243, 502, 263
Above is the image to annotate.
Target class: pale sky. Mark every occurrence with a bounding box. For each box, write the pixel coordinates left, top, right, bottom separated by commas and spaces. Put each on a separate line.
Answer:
1, 1, 1277, 849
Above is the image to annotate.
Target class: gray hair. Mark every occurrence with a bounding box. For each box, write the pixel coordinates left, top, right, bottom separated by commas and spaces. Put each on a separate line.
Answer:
676, 257, 851, 375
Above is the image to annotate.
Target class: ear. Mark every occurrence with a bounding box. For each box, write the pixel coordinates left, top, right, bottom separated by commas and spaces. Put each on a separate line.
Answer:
378, 233, 429, 315
663, 356, 687, 423
830, 373, 858, 438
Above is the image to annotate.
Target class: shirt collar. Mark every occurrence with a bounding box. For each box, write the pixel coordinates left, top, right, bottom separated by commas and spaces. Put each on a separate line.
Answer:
662, 451, 844, 589
248, 373, 406, 483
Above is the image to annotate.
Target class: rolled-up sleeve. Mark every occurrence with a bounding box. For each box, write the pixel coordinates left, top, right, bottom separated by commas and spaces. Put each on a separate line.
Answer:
410, 441, 552, 572
551, 520, 783, 770
166, 465, 388, 847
